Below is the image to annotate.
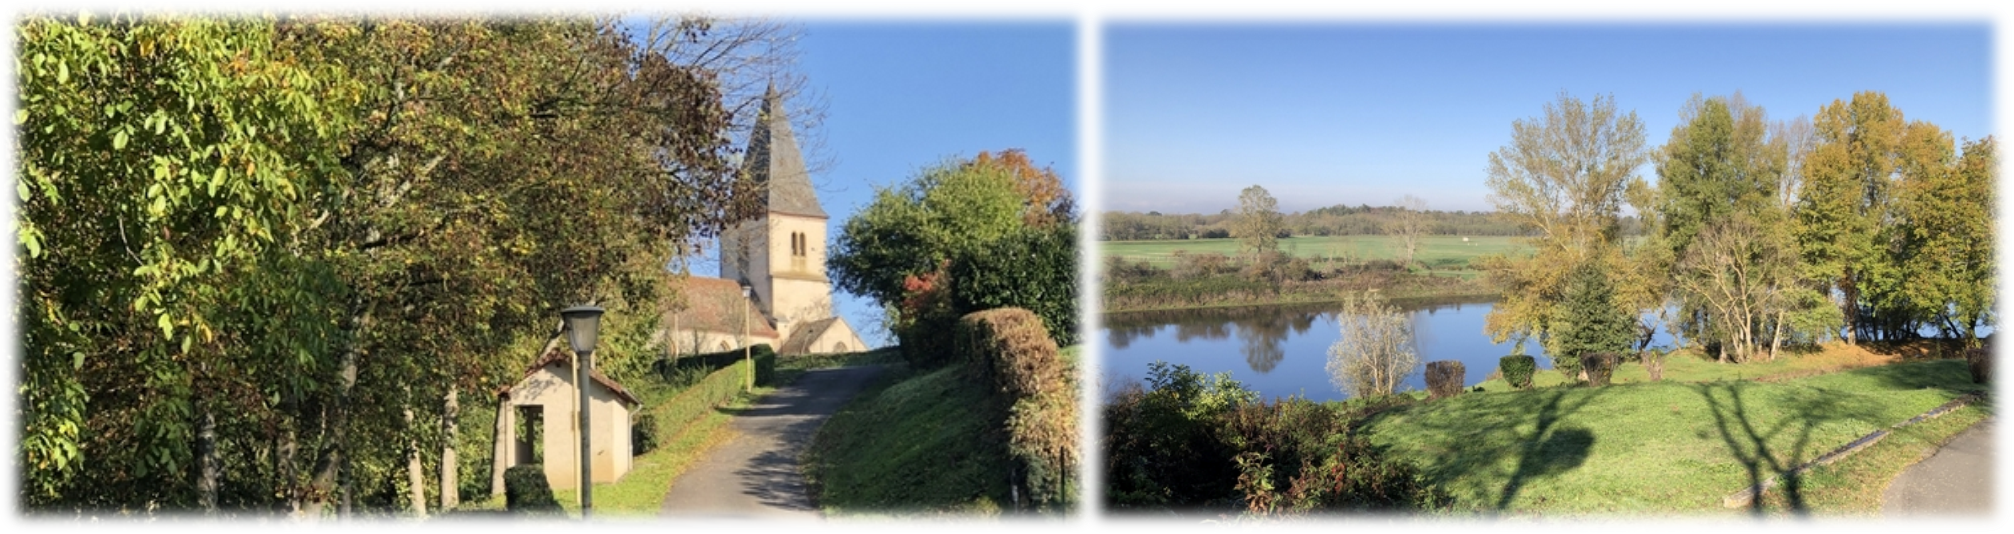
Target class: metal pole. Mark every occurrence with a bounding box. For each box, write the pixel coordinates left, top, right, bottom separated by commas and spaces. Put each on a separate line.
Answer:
578, 349, 594, 519
743, 302, 752, 392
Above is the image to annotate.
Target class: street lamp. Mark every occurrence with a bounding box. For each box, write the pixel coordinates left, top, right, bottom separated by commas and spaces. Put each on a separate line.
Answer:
560, 305, 603, 520
740, 284, 753, 392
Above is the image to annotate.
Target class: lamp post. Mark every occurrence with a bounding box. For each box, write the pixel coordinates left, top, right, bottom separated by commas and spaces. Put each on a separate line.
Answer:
740, 284, 753, 392
560, 305, 603, 520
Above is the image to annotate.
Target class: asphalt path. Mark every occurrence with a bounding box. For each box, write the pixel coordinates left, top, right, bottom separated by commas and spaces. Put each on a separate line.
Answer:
1881, 418, 1994, 516
659, 365, 886, 520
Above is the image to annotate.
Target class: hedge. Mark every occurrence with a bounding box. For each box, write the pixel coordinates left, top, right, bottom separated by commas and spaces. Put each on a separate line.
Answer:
955, 307, 1077, 510
635, 349, 776, 455
1499, 355, 1536, 390
504, 464, 562, 516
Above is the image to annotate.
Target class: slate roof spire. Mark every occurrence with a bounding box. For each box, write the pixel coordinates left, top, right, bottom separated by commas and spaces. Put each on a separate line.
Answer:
747, 82, 826, 218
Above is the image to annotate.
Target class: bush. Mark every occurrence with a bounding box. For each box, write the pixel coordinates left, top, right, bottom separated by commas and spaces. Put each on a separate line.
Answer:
632, 413, 659, 456
894, 265, 960, 369
655, 344, 776, 383
950, 224, 1079, 346
1104, 362, 1253, 510
504, 465, 562, 516
1965, 347, 1990, 384
1580, 352, 1619, 387
1424, 361, 1464, 400
1223, 398, 1447, 514
1499, 355, 1536, 390
1551, 262, 1635, 378
955, 308, 1076, 510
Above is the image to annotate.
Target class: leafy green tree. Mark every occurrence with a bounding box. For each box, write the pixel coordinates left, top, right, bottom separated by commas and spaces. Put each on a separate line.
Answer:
1479, 92, 1649, 353
1552, 262, 1635, 379
950, 224, 1080, 346
1891, 134, 1995, 344
1796, 91, 1905, 345
830, 157, 1026, 308
1232, 185, 1283, 262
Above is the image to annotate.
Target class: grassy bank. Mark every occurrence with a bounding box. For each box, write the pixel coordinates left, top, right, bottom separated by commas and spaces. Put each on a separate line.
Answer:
1104, 269, 1492, 313
805, 346, 1081, 517
1358, 358, 1989, 515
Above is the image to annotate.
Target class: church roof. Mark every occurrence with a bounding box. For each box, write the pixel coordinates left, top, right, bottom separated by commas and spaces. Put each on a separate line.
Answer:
747, 85, 826, 219
778, 316, 845, 355
669, 276, 779, 338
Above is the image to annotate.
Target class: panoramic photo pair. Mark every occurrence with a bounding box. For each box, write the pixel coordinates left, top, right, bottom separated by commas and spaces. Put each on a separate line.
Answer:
11, 13, 1997, 523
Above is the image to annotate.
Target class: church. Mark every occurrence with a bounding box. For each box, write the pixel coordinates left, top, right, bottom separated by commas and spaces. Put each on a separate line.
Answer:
665, 87, 867, 356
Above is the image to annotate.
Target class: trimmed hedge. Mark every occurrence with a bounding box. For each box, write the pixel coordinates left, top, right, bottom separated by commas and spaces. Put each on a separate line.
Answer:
636, 350, 775, 453
1499, 355, 1536, 390
1580, 352, 1619, 387
504, 464, 562, 516
1424, 361, 1464, 400
654, 344, 776, 380
955, 307, 1077, 510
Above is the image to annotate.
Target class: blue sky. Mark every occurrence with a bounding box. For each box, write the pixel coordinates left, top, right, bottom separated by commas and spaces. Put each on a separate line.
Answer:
1104, 23, 1994, 214
734, 21, 1077, 346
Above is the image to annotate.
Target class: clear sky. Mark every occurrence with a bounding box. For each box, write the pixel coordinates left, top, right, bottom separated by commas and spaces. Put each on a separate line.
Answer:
745, 21, 1078, 346
1104, 23, 1994, 214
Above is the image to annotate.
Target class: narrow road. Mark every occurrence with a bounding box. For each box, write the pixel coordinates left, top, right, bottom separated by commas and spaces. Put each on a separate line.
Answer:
660, 365, 886, 519
1881, 418, 1994, 516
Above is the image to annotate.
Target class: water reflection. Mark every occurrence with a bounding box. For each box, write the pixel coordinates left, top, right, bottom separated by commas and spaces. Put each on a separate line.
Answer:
1102, 298, 1641, 402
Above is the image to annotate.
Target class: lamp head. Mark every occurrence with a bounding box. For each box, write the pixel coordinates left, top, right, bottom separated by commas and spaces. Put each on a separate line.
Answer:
560, 306, 605, 355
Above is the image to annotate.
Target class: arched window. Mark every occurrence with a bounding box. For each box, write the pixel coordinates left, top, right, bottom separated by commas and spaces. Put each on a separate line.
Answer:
833, 341, 848, 353
718, 340, 731, 351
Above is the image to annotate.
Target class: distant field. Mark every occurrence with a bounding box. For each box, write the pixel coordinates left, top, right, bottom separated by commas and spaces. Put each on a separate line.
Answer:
1103, 235, 1532, 270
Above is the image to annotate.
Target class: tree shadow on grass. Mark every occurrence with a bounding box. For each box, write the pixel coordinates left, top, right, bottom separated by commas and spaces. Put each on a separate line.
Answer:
1372, 384, 1607, 512
1690, 381, 1890, 517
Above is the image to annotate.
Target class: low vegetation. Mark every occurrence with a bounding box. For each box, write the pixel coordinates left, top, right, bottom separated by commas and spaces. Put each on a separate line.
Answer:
805, 332, 1082, 517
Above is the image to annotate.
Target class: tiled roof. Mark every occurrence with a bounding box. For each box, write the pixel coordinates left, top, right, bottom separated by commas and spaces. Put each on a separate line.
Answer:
669, 277, 779, 338
512, 346, 641, 406
747, 84, 826, 219
778, 316, 843, 355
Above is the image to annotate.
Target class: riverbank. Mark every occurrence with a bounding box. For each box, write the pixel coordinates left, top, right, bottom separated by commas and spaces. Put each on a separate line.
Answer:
1103, 269, 1495, 313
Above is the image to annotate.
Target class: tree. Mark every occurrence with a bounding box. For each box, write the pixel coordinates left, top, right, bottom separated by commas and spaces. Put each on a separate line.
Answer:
1326, 293, 1418, 398
1891, 135, 1995, 344
1232, 185, 1283, 262
1479, 92, 1649, 354
973, 149, 1077, 228
1552, 263, 1636, 378
1796, 91, 1905, 345
829, 156, 1027, 308
1390, 195, 1429, 268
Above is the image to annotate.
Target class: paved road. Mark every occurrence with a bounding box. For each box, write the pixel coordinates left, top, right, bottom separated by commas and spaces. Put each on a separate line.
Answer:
1882, 418, 1994, 516
660, 365, 886, 520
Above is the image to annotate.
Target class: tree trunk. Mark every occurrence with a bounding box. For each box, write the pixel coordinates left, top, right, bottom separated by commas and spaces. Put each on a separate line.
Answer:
198, 408, 219, 514
1769, 310, 1785, 362
405, 391, 427, 517
492, 393, 511, 497
281, 422, 299, 514
303, 304, 368, 520
1841, 276, 1859, 345
440, 384, 460, 511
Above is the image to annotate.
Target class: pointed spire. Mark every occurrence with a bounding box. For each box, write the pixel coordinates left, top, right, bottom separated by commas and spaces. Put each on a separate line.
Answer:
747, 82, 825, 218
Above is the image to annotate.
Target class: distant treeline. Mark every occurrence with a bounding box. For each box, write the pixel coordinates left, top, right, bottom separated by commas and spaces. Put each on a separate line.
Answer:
1102, 205, 1644, 241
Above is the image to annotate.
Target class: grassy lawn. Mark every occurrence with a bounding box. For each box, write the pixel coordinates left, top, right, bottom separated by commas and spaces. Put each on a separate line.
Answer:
804, 345, 1083, 517
1469, 341, 1929, 391
1359, 358, 1988, 515
1105, 235, 1530, 272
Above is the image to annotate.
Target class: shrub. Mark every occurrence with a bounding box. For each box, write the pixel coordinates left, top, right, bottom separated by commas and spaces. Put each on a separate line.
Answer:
1965, 347, 1990, 384
1551, 262, 1635, 379
1171, 250, 1234, 280
504, 465, 562, 516
894, 265, 960, 369
1424, 361, 1464, 400
1221, 398, 1448, 514
955, 307, 1076, 510
1580, 352, 1619, 387
1104, 362, 1253, 510
951, 223, 1079, 346
631, 413, 659, 456
1327, 293, 1418, 398
1499, 355, 1536, 390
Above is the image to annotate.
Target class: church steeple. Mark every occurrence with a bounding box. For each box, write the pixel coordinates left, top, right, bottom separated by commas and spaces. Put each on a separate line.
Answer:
747, 83, 826, 219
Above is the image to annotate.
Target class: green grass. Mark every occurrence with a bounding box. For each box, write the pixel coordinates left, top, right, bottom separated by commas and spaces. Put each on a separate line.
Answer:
1468, 343, 1914, 392
802, 362, 1011, 517
1359, 358, 1988, 515
1104, 235, 1531, 272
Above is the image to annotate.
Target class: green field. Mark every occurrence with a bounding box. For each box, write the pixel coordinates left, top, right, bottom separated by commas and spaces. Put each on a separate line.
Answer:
1103, 235, 1531, 270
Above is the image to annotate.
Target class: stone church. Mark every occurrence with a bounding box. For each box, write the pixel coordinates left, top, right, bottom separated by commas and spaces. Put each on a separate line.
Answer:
665, 87, 867, 356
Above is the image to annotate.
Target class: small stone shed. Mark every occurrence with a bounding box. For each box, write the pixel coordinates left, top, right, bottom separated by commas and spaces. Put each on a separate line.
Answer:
490, 347, 641, 492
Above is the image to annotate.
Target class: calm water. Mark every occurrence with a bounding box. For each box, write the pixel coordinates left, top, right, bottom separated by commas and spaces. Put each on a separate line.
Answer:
1101, 298, 1678, 403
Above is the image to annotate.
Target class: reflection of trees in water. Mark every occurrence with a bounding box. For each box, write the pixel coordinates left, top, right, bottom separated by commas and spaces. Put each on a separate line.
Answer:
1233, 309, 1322, 374
1106, 323, 1161, 350
1176, 322, 1232, 342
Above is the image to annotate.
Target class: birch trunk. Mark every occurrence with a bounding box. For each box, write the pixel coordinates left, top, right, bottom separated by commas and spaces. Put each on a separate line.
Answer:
440, 384, 459, 511
405, 389, 427, 517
